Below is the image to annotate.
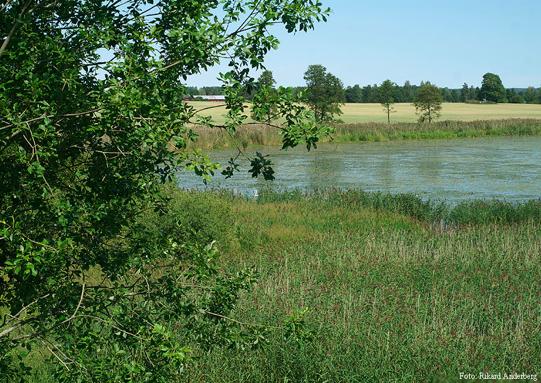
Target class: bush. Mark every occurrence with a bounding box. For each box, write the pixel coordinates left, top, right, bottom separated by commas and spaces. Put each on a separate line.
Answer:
138, 186, 238, 253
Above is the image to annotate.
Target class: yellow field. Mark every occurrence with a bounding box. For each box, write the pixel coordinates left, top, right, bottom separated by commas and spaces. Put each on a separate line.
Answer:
188, 101, 541, 124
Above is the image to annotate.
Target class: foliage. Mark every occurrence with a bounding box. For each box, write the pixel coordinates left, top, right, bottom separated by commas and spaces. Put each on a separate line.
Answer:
191, 82, 541, 104
23, 190, 541, 381
479, 72, 507, 103
250, 71, 278, 124
378, 79, 397, 123
414, 83, 443, 123
303, 64, 345, 122
523, 86, 537, 104
257, 70, 276, 89
0, 0, 332, 380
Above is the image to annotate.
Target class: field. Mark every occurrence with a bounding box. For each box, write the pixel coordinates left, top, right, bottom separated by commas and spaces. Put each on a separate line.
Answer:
181, 190, 541, 381
24, 189, 541, 381
188, 101, 541, 124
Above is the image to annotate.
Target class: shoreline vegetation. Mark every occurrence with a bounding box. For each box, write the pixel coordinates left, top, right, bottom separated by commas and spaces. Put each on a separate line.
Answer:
22, 187, 541, 381
172, 189, 541, 381
192, 118, 541, 149
254, 189, 541, 226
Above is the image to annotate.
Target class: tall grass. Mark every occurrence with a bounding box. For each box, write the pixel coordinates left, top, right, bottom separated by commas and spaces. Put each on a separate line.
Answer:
184, 190, 541, 382
24, 189, 541, 382
256, 188, 541, 226
334, 119, 541, 143
192, 119, 541, 149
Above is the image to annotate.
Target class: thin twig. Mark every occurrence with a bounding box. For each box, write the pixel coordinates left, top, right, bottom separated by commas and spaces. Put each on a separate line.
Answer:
42, 341, 71, 371
0, 0, 32, 57
62, 283, 85, 324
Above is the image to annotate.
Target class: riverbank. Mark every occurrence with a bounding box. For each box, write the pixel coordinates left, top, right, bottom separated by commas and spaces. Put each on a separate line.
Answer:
193, 119, 541, 149
179, 189, 541, 381
22, 189, 541, 381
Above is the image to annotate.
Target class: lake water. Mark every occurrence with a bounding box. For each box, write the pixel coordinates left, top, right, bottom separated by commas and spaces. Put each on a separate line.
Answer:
178, 136, 541, 202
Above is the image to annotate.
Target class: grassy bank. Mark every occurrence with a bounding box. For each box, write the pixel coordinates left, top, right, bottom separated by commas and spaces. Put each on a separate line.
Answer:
193, 119, 541, 149
24, 190, 541, 381
183, 190, 541, 381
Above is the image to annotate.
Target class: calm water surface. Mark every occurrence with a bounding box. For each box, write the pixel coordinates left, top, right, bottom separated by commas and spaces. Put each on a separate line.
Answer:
179, 136, 541, 202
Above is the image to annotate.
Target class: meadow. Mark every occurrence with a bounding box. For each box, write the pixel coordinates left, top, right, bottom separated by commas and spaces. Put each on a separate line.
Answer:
24, 189, 541, 382
180, 190, 541, 381
186, 101, 541, 149
188, 101, 541, 124
192, 119, 541, 149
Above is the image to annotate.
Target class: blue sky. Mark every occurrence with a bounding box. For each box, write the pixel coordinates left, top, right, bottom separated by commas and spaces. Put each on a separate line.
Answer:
188, 0, 541, 88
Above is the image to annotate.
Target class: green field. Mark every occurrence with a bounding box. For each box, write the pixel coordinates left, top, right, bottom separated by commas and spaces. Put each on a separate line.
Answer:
181, 190, 541, 381
189, 101, 541, 124
24, 189, 541, 381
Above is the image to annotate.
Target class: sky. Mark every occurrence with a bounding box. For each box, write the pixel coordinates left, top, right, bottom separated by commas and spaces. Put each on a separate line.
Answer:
188, 0, 541, 88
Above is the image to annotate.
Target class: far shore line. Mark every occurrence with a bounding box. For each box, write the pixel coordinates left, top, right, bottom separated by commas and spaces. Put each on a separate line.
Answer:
189, 118, 541, 149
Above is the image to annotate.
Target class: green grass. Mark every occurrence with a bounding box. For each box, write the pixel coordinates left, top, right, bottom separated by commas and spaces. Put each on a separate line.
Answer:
179, 190, 541, 382
192, 118, 541, 149
21, 190, 541, 382
187, 101, 541, 149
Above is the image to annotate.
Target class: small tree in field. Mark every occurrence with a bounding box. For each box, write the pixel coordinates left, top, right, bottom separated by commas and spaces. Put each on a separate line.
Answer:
414, 83, 443, 124
304, 65, 345, 122
378, 79, 397, 124
252, 70, 278, 123
479, 72, 507, 103
258, 70, 276, 88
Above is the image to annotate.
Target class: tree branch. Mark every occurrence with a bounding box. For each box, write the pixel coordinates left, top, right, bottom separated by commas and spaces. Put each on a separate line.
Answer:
0, 0, 33, 57
62, 283, 85, 324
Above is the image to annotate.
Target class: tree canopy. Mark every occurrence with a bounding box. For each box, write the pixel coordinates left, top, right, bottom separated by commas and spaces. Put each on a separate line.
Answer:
479, 73, 507, 103
414, 83, 443, 124
378, 80, 397, 123
0, 0, 331, 380
258, 70, 276, 88
303, 64, 345, 122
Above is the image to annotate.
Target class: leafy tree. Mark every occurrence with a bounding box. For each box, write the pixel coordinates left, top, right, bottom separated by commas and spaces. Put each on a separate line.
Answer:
461, 83, 470, 102
414, 83, 443, 123
0, 0, 331, 380
251, 70, 279, 123
524, 86, 537, 104
378, 80, 397, 123
303, 64, 345, 122
200, 86, 224, 95
345, 85, 363, 103
258, 70, 276, 88
472, 86, 480, 101
479, 73, 507, 103
401, 81, 415, 103
507, 89, 524, 104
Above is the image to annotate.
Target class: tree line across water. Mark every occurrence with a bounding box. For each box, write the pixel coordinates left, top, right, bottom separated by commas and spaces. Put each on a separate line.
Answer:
188, 70, 541, 104
188, 68, 541, 124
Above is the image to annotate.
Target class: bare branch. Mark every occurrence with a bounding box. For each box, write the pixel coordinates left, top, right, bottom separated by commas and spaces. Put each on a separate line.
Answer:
42, 341, 71, 370
0, 325, 19, 338
62, 283, 86, 324
0, 0, 33, 57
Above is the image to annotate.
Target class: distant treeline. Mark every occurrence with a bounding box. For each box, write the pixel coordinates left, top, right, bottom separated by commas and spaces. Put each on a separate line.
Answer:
342, 82, 541, 104
186, 83, 541, 104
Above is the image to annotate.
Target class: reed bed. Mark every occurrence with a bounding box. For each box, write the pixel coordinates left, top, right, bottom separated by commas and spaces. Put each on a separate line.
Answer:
192, 119, 541, 149
25, 188, 541, 381
183, 189, 541, 382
